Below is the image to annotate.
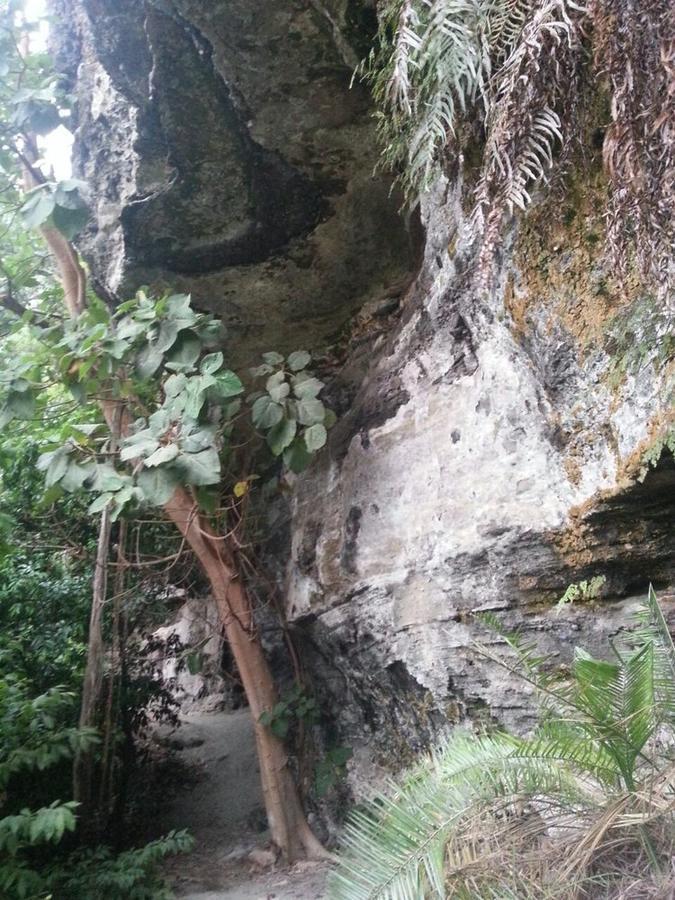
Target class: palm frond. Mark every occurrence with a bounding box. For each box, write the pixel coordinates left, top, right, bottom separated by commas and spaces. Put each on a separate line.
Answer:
331, 589, 675, 899
631, 584, 675, 725
330, 730, 593, 899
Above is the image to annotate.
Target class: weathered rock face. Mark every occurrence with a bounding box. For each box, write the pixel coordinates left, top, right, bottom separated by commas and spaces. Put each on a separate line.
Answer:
53, 0, 411, 363
152, 596, 229, 712
287, 177, 674, 786
56, 1, 674, 789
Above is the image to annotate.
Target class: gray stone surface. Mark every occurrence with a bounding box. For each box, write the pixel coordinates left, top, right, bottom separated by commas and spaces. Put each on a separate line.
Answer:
52, 0, 411, 364
284, 176, 674, 791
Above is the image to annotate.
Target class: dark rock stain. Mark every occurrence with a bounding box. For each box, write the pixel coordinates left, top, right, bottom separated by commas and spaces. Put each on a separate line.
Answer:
122, 5, 327, 274
340, 506, 362, 575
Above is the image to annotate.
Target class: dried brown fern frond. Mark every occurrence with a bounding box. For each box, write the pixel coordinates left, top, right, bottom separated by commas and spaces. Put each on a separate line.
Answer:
471, 0, 587, 274
365, 0, 675, 294
591, 0, 675, 292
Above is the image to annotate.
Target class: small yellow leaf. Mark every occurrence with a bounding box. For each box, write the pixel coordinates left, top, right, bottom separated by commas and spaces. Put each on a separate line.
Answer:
234, 481, 249, 498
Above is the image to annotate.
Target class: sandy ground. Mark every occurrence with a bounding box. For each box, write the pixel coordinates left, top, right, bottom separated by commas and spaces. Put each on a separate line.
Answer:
157, 710, 330, 899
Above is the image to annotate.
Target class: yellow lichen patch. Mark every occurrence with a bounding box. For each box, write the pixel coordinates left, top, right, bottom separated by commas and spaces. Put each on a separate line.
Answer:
509, 169, 642, 355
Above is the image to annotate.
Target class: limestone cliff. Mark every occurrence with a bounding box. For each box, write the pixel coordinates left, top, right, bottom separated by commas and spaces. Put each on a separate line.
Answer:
55, 0, 674, 788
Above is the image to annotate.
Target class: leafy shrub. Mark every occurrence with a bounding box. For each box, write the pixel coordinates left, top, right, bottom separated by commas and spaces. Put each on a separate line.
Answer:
0, 677, 97, 898
330, 587, 675, 899
0, 675, 191, 899
44, 830, 194, 900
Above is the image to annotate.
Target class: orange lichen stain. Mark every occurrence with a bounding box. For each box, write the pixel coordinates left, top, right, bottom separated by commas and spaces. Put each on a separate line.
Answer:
615, 410, 675, 483
563, 453, 583, 487
508, 170, 642, 356
552, 410, 675, 568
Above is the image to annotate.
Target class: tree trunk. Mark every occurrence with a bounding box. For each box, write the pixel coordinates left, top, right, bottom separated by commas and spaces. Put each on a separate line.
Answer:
73, 402, 123, 830
86, 418, 327, 858
72, 500, 111, 827
163, 489, 327, 860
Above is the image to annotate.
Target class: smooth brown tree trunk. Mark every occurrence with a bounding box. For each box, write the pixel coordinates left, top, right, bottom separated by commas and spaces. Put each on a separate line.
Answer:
72, 501, 111, 823
163, 490, 327, 859
82, 432, 327, 859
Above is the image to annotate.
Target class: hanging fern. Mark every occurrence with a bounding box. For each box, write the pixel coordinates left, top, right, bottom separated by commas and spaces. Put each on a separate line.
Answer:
330, 587, 675, 899
362, 0, 675, 290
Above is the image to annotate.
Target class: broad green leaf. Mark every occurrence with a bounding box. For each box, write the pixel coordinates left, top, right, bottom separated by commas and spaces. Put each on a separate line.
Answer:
2, 389, 36, 423
54, 178, 89, 206
44, 448, 71, 488
109, 485, 141, 519
267, 417, 297, 456
121, 426, 159, 453
165, 332, 201, 372
136, 341, 164, 379
36, 448, 61, 472
148, 408, 170, 435
165, 294, 193, 318
88, 493, 113, 514
214, 370, 243, 398
177, 447, 221, 485
137, 466, 180, 505
120, 438, 160, 461
201, 351, 224, 375
305, 423, 327, 452
183, 375, 216, 419
266, 370, 290, 402
296, 398, 325, 426
287, 350, 311, 371
164, 373, 187, 398
292, 376, 323, 400
51, 205, 89, 240
144, 443, 180, 467
181, 426, 216, 453
60, 460, 95, 492
116, 317, 145, 342
283, 438, 312, 473
21, 186, 56, 229
79, 323, 107, 350
155, 319, 179, 353
92, 466, 127, 492
102, 338, 129, 360
262, 351, 284, 365
250, 363, 274, 378
251, 395, 284, 430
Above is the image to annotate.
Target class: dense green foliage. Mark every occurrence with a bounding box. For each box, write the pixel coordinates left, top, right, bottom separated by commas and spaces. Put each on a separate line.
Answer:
0, 290, 333, 524
0, 678, 93, 898
0, 413, 192, 897
0, 667, 191, 898
331, 587, 675, 899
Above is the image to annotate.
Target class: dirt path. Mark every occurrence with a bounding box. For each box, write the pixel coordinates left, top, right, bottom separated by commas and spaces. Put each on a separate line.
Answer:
157, 710, 330, 899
